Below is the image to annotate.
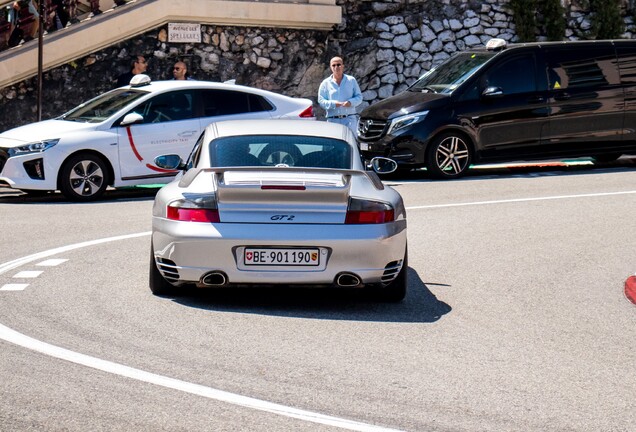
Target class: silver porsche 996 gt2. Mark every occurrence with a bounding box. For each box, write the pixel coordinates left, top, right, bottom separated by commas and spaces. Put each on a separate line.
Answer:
150, 119, 408, 301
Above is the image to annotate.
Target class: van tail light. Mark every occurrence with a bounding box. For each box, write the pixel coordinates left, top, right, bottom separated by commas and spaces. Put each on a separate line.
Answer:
298, 106, 314, 118
345, 197, 395, 224
167, 195, 220, 223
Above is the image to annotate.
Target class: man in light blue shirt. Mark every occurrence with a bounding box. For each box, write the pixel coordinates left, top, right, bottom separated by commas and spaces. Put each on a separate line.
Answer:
318, 56, 362, 135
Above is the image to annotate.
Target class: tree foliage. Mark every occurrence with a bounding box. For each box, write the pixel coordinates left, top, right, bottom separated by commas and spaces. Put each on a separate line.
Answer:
510, 0, 537, 42
538, 0, 566, 41
510, 0, 567, 42
589, 0, 624, 39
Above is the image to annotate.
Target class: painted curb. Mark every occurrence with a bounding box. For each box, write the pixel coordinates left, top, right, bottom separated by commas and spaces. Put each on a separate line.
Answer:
625, 275, 636, 305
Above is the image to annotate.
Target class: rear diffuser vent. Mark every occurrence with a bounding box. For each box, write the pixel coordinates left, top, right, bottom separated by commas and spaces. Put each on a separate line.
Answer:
157, 258, 179, 282
381, 259, 403, 283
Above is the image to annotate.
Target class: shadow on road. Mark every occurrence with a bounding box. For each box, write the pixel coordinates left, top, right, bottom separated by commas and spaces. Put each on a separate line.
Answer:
170, 268, 452, 324
0, 186, 161, 204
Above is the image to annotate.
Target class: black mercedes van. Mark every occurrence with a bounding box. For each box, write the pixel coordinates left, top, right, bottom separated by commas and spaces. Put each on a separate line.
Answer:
358, 38, 636, 178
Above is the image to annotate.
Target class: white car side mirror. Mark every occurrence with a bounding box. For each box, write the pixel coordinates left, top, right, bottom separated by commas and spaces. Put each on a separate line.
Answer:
120, 113, 144, 126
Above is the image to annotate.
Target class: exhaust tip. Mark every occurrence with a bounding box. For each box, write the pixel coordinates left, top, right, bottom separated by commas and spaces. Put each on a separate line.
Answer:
201, 271, 228, 287
336, 273, 362, 287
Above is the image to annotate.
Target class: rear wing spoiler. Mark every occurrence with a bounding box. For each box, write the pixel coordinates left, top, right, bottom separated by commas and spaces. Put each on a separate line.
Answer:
178, 166, 385, 190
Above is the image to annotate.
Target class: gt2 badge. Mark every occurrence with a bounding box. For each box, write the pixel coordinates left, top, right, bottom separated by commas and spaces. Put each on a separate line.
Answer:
271, 215, 295, 221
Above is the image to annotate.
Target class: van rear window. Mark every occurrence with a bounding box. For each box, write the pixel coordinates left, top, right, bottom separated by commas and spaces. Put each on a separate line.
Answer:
410, 52, 496, 94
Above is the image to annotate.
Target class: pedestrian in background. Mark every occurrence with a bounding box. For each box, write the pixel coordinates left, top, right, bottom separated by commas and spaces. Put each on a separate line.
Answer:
7, 0, 40, 45
89, 0, 101, 16
172, 61, 192, 80
318, 56, 362, 135
46, 0, 70, 32
116, 54, 147, 87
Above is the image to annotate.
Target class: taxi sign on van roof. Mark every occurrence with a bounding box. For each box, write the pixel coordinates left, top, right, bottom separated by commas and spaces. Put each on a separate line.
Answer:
486, 38, 507, 51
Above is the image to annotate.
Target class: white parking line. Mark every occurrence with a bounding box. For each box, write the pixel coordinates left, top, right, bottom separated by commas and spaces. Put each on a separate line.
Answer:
0, 232, 151, 276
405, 190, 636, 210
13, 270, 43, 278
37, 259, 69, 267
0, 322, 402, 432
0, 284, 29, 291
0, 233, 403, 432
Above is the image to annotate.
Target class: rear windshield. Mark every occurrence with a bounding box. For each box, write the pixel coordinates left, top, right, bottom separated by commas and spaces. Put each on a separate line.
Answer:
410, 51, 496, 94
210, 135, 352, 169
60, 89, 149, 123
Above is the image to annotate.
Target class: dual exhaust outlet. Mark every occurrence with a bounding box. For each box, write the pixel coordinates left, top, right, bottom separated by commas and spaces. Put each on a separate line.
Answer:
201, 271, 362, 288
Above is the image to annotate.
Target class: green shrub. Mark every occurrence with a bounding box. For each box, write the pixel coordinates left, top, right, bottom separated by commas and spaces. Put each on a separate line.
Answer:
510, 0, 537, 42
538, 0, 566, 41
589, 0, 624, 39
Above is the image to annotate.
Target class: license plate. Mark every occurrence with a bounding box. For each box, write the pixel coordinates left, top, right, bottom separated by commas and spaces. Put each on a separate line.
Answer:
359, 142, 369, 151
244, 248, 320, 266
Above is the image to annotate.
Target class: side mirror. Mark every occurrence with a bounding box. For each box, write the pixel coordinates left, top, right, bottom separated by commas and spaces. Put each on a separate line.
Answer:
155, 154, 186, 170
482, 86, 504, 98
369, 157, 398, 174
120, 112, 144, 126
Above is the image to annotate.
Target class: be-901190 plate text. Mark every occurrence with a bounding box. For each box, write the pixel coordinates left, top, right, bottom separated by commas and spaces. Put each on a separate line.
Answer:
244, 248, 320, 266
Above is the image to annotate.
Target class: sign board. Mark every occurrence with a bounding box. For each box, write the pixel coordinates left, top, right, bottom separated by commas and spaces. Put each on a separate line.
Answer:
168, 23, 202, 43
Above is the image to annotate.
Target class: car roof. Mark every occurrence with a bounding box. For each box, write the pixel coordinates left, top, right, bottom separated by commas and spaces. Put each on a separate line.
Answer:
121, 79, 282, 97
465, 39, 636, 56
207, 119, 354, 141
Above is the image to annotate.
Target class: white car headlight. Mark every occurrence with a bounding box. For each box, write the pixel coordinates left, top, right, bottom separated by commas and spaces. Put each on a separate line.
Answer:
387, 111, 428, 135
8, 139, 59, 157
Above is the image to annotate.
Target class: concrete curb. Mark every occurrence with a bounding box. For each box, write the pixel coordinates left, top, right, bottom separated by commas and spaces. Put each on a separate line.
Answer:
625, 275, 636, 305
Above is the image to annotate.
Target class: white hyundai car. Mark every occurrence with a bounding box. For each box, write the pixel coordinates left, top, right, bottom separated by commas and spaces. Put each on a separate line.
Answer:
0, 75, 315, 201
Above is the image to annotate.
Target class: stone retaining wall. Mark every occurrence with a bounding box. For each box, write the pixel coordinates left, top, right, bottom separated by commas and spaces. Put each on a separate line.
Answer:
1, 0, 635, 131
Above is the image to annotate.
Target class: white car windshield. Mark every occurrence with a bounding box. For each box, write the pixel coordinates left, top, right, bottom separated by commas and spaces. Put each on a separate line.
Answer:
211, 135, 352, 169
60, 89, 149, 123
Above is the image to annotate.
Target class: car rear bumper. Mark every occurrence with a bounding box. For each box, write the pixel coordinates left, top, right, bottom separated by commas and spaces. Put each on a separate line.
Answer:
152, 218, 407, 287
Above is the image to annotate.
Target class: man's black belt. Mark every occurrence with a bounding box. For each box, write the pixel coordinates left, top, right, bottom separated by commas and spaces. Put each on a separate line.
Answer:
327, 114, 355, 119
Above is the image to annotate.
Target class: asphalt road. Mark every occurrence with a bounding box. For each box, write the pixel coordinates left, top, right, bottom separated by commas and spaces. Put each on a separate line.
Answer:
1, 161, 635, 431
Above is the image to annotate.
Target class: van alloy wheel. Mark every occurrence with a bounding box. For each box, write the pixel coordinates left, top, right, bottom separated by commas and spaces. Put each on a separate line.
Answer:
426, 133, 472, 179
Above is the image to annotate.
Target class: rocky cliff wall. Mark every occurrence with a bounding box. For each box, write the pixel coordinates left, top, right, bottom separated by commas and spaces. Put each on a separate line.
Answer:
1, 0, 634, 131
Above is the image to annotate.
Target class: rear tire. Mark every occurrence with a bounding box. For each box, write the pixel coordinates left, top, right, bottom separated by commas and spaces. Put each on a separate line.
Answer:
59, 153, 109, 201
426, 132, 472, 179
374, 249, 408, 302
149, 246, 178, 296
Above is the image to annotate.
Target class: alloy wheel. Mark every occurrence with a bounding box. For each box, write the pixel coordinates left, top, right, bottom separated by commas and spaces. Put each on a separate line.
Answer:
69, 159, 105, 197
435, 135, 470, 176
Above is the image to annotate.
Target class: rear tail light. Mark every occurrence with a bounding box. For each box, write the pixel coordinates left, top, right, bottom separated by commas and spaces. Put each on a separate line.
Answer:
167, 194, 220, 223
345, 197, 395, 224
299, 106, 314, 118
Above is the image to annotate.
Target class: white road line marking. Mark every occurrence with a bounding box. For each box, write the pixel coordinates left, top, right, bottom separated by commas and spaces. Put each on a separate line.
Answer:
0, 233, 403, 432
405, 190, 636, 210
0, 323, 402, 431
0, 284, 29, 291
0, 232, 151, 276
13, 270, 43, 278
37, 259, 69, 266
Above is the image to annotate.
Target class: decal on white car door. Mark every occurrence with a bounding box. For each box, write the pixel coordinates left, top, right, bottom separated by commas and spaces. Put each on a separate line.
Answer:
117, 90, 200, 180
